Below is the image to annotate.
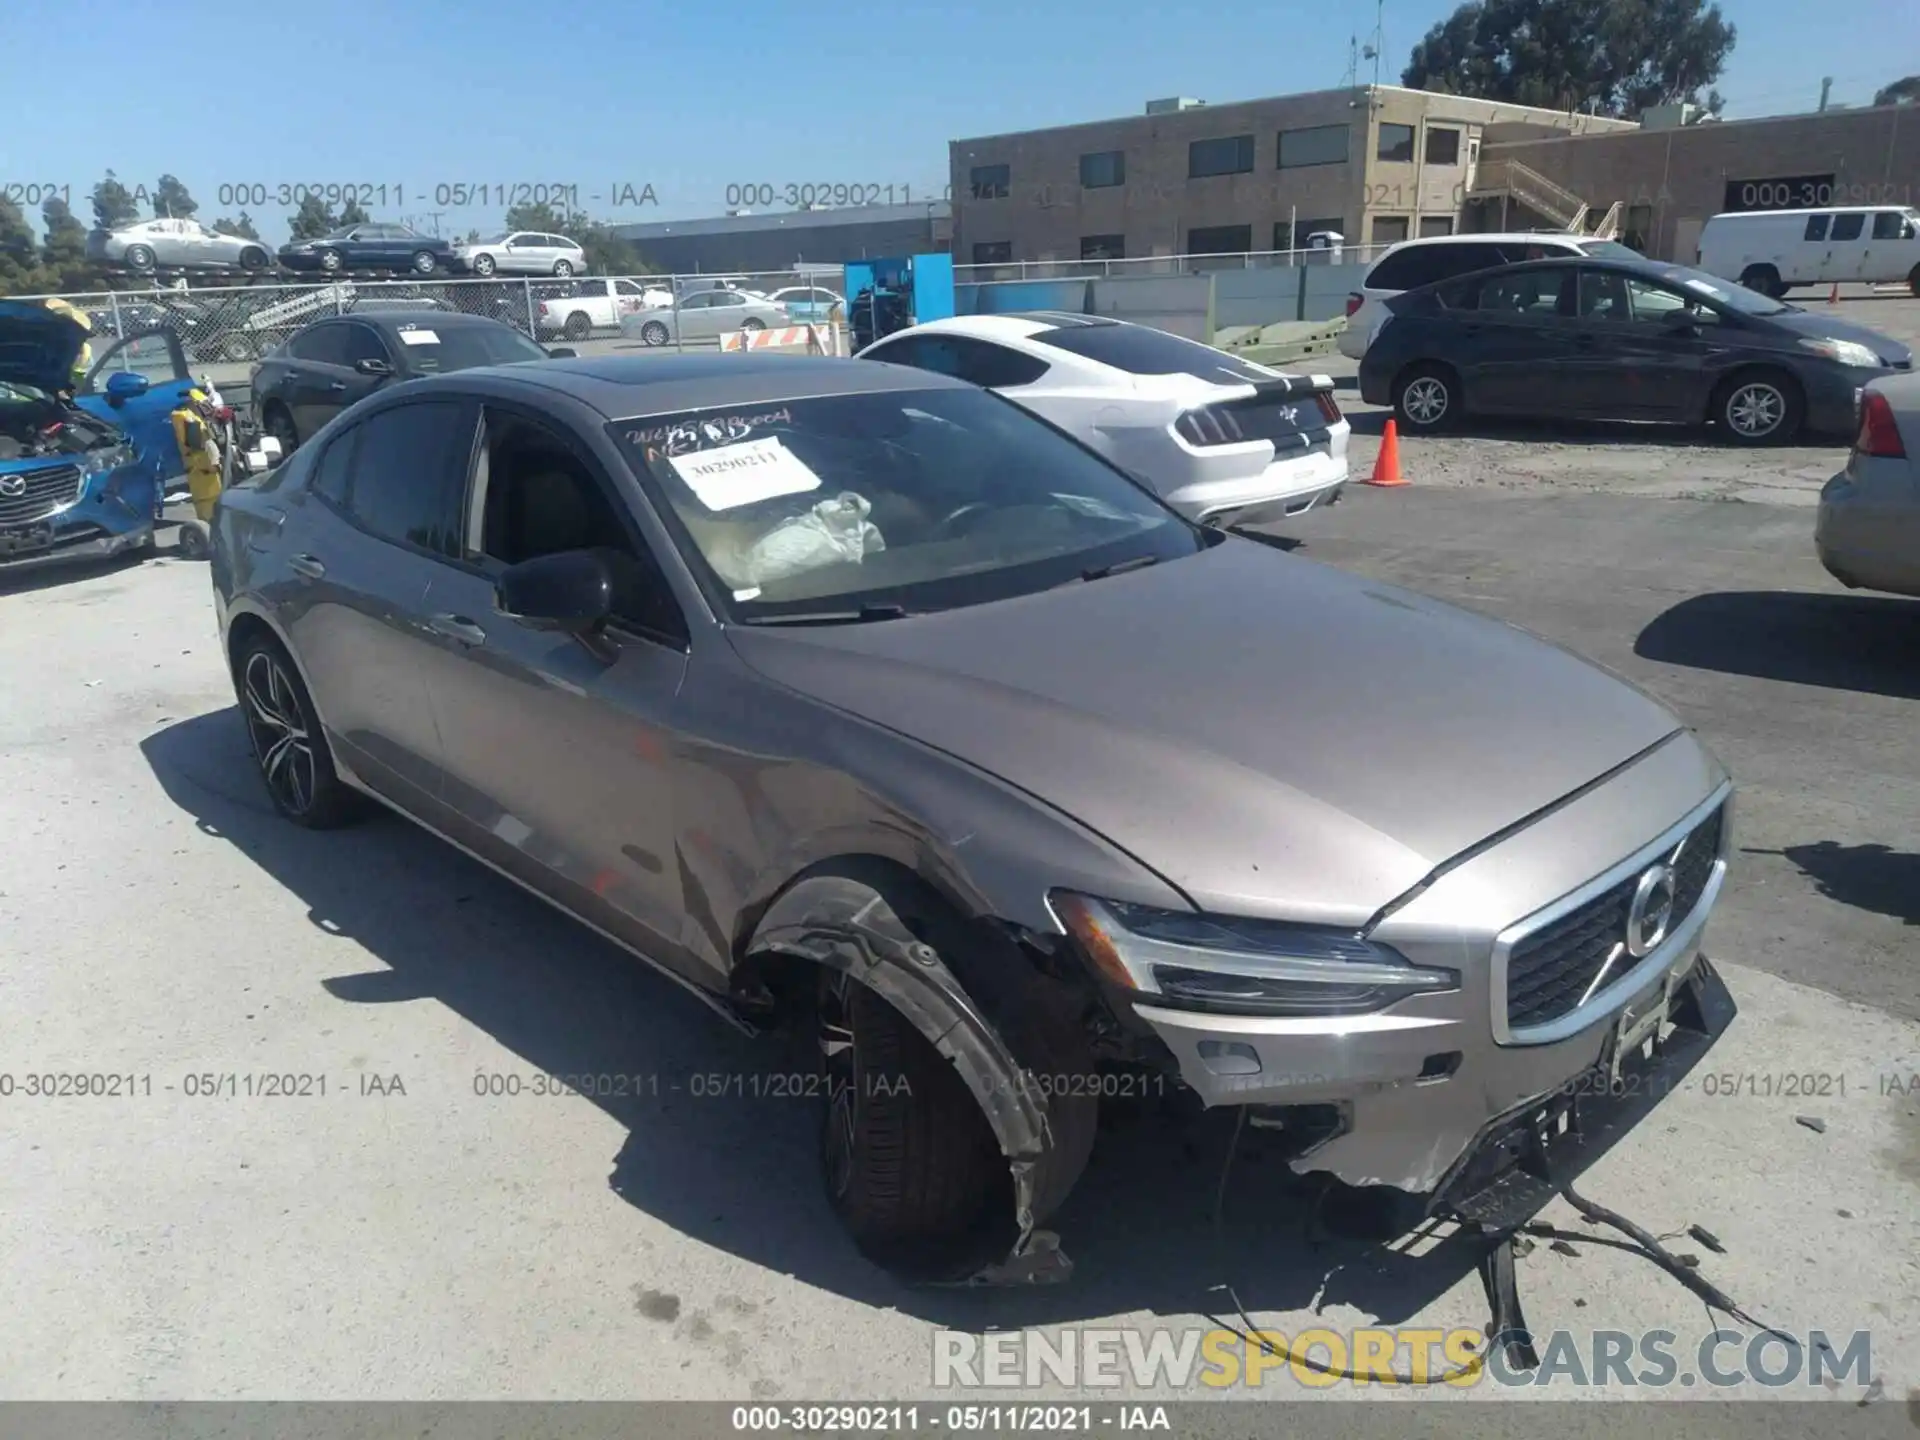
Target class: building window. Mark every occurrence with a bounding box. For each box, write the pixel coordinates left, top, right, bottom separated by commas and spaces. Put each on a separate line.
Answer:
1275, 218, 1344, 251
969, 164, 1010, 201
1079, 151, 1125, 189
1080, 234, 1125, 260
1376, 123, 1416, 163
1188, 135, 1256, 179
1625, 204, 1654, 252
1425, 126, 1461, 165
1186, 223, 1253, 255
972, 241, 1012, 264
1371, 215, 1411, 245
1419, 215, 1455, 238
1276, 124, 1348, 169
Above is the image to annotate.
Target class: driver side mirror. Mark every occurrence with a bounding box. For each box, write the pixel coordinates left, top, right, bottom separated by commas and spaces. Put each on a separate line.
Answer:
496, 549, 613, 634
355, 358, 394, 377
104, 370, 149, 404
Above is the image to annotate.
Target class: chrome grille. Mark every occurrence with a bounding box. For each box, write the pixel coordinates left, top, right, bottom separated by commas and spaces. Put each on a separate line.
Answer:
0, 464, 84, 526
1505, 805, 1724, 1031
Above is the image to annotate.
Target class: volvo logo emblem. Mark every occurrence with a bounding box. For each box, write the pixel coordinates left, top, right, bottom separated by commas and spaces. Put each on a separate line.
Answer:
0, 475, 26, 498
1625, 862, 1679, 958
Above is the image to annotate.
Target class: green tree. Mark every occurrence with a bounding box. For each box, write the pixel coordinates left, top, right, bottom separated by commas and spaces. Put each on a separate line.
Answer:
212, 212, 263, 241
153, 174, 198, 219
1874, 75, 1920, 106
38, 197, 94, 291
288, 194, 338, 241
90, 171, 141, 232
338, 197, 372, 226
1402, 0, 1735, 118
0, 196, 48, 296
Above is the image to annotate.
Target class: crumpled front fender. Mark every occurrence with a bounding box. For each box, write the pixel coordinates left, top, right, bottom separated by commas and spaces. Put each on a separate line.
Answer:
746, 868, 1098, 1285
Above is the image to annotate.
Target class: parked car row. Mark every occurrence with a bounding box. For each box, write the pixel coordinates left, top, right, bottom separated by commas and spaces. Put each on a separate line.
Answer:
88, 220, 593, 279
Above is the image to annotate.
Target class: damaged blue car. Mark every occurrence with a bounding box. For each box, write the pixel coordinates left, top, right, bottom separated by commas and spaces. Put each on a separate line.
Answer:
0, 299, 197, 575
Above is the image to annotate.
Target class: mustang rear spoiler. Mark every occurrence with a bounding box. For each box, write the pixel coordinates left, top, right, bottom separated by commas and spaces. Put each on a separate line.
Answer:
1249, 373, 1337, 398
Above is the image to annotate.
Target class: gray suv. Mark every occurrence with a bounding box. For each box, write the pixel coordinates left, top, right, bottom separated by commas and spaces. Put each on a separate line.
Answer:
209, 353, 1735, 1283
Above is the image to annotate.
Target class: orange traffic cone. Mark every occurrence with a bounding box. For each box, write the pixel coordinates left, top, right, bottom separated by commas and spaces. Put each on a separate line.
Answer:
1363, 418, 1407, 487
1827, 282, 1841, 304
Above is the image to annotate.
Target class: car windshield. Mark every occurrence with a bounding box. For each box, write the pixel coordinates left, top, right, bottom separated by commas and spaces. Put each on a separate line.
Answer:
611, 386, 1204, 623
1653, 264, 1793, 315
394, 323, 548, 372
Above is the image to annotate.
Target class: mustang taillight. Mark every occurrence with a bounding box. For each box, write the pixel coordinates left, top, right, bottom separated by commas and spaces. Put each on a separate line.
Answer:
1855, 392, 1906, 458
1345, 292, 1364, 318
1315, 391, 1342, 424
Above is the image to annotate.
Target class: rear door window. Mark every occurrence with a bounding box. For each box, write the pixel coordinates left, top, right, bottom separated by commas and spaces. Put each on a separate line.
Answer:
1830, 213, 1865, 242
1366, 245, 1455, 291
1477, 268, 1571, 317
1804, 214, 1832, 241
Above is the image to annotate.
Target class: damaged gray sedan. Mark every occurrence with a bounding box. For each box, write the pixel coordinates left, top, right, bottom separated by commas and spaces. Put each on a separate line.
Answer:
208, 353, 1736, 1283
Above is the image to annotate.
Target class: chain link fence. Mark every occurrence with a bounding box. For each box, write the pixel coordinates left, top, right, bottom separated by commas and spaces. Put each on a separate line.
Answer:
12, 270, 853, 384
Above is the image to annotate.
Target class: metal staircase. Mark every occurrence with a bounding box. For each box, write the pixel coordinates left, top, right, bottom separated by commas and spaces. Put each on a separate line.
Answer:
1466, 158, 1595, 233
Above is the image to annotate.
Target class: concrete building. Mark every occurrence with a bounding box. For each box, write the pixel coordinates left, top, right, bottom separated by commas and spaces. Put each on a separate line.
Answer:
1472, 102, 1920, 263
611, 201, 950, 275
947, 86, 1634, 265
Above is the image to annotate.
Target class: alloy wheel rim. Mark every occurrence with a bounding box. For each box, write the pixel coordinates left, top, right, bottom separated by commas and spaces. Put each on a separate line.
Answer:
819, 971, 860, 1199
242, 651, 316, 816
643, 323, 667, 345
1405, 377, 1448, 423
1728, 384, 1783, 436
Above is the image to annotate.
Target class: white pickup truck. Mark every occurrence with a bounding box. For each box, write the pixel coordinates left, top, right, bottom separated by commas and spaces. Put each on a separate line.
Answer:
535, 278, 675, 340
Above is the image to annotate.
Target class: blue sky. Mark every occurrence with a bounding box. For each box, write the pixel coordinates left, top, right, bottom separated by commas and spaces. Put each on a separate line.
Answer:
6, 0, 1916, 242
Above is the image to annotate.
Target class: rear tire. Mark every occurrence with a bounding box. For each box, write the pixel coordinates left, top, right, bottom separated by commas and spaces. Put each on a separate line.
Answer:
818, 965, 1010, 1280
563, 311, 592, 341
411, 250, 438, 275
640, 320, 669, 347
553, 259, 574, 277
1713, 368, 1803, 446
1392, 362, 1458, 433
239, 247, 269, 272
124, 244, 156, 273
232, 633, 368, 829
472, 253, 497, 277
1738, 264, 1783, 299
318, 250, 343, 274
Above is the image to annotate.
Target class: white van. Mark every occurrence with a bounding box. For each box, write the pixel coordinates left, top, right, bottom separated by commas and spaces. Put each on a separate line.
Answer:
1339, 232, 1642, 360
1696, 207, 1920, 298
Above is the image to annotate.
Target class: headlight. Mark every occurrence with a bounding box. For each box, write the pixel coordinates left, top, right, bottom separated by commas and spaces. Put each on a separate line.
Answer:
78, 444, 133, 477
1049, 893, 1457, 1017
1801, 337, 1883, 368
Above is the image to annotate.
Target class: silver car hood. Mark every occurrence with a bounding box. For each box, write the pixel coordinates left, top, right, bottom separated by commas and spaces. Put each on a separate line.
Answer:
726, 538, 1684, 926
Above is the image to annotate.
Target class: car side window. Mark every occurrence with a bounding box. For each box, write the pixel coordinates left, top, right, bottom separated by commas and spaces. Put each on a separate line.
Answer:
288, 325, 345, 365
1871, 211, 1905, 241
949, 337, 1049, 387
1804, 214, 1831, 241
338, 324, 390, 365
339, 400, 473, 558
1368, 245, 1450, 290
472, 407, 688, 645
863, 335, 925, 367
1478, 268, 1570, 317
616, 280, 646, 296
1830, 213, 1865, 242
308, 427, 358, 507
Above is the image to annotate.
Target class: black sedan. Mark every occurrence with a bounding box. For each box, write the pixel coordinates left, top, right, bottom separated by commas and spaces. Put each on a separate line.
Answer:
277, 223, 455, 276
250, 310, 570, 454
1358, 255, 1912, 444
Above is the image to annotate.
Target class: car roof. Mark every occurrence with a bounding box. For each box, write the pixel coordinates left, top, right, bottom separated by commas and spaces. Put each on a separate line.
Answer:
340, 309, 505, 330
894, 312, 1126, 342
1383, 231, 1595, 251
1707, 206, 1910, 219
437, 352, 974, 419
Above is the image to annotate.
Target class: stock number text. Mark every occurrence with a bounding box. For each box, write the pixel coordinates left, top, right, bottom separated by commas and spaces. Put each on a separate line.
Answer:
725, 183, 945, 210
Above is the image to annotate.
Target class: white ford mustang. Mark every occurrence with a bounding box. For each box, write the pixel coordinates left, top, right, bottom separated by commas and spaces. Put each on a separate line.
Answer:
857, 312, 1349, 527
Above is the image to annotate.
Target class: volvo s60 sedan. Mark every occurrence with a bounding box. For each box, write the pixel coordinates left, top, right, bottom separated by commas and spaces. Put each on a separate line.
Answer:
210, 353, 1736, 1283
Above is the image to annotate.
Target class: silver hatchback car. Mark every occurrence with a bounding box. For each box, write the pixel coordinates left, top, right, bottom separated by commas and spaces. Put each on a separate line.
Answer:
210, 354, 1735, 1283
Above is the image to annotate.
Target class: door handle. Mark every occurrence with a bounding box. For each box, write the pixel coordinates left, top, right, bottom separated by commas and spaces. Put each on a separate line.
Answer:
288, 553, 325, 579
429, 613, 487, 646
327, 381, 348, 391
